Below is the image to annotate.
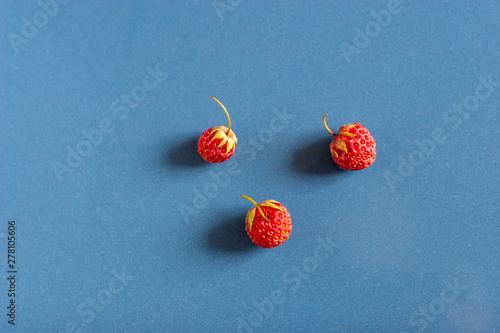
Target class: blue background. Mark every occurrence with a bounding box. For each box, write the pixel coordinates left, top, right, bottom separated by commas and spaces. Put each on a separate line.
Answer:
1, 1, 499, 332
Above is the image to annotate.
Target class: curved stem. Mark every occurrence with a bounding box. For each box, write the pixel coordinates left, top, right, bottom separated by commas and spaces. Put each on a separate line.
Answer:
210, 96, 231, 133
241, 195, 269, 221
241, 195, 258, 207
323, 114, 337, 137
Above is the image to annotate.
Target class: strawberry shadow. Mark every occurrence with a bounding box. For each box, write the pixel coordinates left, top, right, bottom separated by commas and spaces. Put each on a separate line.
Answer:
292, 136, 345, 175
166, 134, 207, 168
205, 212, 257, 253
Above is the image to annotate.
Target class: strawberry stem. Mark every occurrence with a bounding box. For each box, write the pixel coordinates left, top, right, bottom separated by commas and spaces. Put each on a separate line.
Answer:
241, 195, 258, 207
323, 114, 337, 137
210, 96, 231, 134
241, 195, 269, 221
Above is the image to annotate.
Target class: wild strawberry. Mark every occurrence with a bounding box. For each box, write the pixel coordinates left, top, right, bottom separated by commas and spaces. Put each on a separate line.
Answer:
322, 114, 376, 170
241, 195, 292, 249
198, 97, 238, 163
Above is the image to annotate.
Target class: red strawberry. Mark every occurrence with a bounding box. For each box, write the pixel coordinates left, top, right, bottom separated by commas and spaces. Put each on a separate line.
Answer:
322, 115, 376, 170
241, 195, 292, 249
198, 97, 238, 163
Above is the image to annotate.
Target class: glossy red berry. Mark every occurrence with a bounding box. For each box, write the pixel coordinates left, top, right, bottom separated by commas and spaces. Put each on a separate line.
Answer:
241, 195, 292, 249
198, 97, 238, 163
323, 115, 376, 170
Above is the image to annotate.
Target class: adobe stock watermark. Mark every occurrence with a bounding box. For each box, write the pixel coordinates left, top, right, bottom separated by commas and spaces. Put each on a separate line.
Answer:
212, 0, 244, 21
339, 0, 404, 63
61, 267, 134, 333
385, 73, 500, 192
179, 107, 296, 225
339, 0, 420, 64
401, 278, 467, 333
51, 61, 168, 182
7, 0, 70, 54
236, 236, 340, 333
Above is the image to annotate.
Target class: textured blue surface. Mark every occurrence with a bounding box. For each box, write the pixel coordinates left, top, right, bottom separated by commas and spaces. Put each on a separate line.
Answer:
1, 1, 499, 332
